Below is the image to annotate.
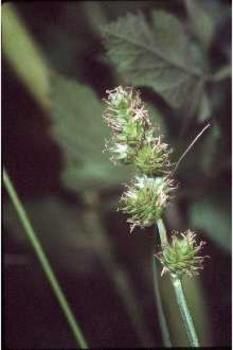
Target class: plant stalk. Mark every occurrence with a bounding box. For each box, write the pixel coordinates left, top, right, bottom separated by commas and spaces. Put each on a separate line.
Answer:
3, 167, 88, 349
172, 276, 199, 347
156, 218, 199, 347
156, 218, 168, 246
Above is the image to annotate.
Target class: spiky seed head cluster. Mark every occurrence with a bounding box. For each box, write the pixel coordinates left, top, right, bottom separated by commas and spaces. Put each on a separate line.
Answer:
103, 86, 175, 230
103, 86, 208, 278
157, 230, 209, 277
103, 86, 151, 164
104, 86, 150, 131
103, 86, 172, 172
134, 136, 173, 176
119, 176, 176, 232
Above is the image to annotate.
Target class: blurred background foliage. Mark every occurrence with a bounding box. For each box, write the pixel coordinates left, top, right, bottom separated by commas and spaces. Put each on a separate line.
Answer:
3, 1, 231, 348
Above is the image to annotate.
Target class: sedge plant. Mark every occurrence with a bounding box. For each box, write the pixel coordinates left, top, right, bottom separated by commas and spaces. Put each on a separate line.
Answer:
102, 86, 209, 347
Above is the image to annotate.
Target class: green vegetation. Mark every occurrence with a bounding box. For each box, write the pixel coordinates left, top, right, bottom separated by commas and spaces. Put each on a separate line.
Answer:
3, 1, 231, 348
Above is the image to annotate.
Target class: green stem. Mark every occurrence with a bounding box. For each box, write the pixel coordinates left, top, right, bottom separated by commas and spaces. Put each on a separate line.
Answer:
156, 218, 199, 347
3, 167, 88, 349
172, 277, 199, 347
156, 218, 168, 246
152, 256, 172, 347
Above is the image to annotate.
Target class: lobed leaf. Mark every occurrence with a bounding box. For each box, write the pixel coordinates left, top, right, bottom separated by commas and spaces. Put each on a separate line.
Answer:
184, 0, 216, 49
102, 10, 207, 109
185, 0, 230, 51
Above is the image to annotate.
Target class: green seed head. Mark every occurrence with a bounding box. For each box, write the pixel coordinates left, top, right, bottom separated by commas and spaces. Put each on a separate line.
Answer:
134, 136, 172, 176
157, 230, 209, 278
103, 86, 150, 164
119, 176, 176, 232
106, 141, 138, 164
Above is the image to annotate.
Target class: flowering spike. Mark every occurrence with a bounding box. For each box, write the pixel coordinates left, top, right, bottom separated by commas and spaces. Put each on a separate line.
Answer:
103, 86, 173, 176
134, 136, 173, 176
103, 86, 151, 164
118, 176, 176, 231
156, 230, 209, 278
102, 86, 176, 231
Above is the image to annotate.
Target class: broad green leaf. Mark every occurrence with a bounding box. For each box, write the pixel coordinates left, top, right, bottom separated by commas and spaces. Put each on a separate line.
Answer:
50, 74, 132, 192
102, 10, 206, 109
185, 0, 230, 51
184, 0, 215, 49
99, 1, 151, 21
190, 195, 231, 252
2, 3, 50, 111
